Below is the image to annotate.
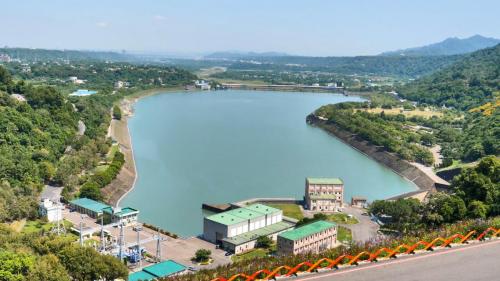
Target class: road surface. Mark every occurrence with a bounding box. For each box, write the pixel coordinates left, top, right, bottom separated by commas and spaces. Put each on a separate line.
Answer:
289, 239, 500, 281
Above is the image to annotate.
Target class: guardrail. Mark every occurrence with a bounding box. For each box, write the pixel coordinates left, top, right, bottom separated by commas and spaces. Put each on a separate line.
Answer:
211, 227, 500, 281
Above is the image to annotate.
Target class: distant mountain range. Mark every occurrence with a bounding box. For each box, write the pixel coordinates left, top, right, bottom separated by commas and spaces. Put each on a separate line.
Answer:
203, 51, 289, 60
380, 35, 500, 56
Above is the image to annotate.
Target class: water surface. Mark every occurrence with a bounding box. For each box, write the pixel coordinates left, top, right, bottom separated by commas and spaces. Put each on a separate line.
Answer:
122, 90, 416, 236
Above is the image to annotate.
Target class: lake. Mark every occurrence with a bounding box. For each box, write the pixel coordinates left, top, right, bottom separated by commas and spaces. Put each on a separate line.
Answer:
121, 90, 416, 236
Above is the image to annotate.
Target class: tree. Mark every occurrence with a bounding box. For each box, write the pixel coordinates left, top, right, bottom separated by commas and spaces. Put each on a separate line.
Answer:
79, 182, 102, 201
27, 254, 71, 281
467, 200, 488, 219
193, 249, 211, 262
112, 105, 122, 120
256, 236, 273, 249
0, 251, 34, 281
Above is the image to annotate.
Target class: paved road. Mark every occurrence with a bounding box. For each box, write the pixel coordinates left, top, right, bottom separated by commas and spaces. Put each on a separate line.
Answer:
341, 206, 379, 242
288, 239, 500, 281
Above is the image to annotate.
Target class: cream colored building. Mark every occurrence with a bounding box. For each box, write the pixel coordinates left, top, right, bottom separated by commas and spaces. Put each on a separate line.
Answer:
305, 177, 344, 212
277, 220, 337, 255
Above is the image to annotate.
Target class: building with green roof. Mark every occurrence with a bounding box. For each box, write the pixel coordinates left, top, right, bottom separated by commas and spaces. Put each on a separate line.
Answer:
203, 203, 284, 251
129, 260, 186, 281
305, 177, 344, 212
69, 198, 139, 224
69, 198, 111, 218
277, 220, 337, 256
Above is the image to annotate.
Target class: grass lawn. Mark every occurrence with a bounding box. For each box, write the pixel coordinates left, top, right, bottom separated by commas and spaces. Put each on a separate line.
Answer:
22, 219, 73, 234
231, 248, 270, 262
337, 226, 352, 243
266, 203, 304, 220
327, 213, 359, 225
94, 164, 109, 173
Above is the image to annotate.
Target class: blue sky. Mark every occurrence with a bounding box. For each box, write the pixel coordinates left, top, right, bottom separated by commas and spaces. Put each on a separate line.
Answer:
1, 0, 499, 56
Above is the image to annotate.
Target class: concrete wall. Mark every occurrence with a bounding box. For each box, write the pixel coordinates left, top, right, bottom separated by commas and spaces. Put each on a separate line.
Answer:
277, 226, 337, 256
203, 219, 229, 243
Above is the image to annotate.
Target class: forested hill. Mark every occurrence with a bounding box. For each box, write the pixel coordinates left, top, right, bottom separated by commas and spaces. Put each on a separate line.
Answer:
380, 35, 500, 56
398, 44, 500, 110
0, 47, 133, 62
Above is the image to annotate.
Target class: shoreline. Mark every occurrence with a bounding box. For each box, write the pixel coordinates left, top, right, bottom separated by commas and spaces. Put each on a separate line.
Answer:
102, 88, 434, 207
306, 114, 450, 200
102, 87, 184, 207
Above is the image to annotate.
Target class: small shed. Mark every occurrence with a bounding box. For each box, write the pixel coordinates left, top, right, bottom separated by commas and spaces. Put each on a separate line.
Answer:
351, 196, 368, 208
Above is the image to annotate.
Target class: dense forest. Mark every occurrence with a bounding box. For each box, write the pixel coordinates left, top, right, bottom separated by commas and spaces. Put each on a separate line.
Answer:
225, 55, 461, 77
0, 64, 195, 222
370, 156, 499, 232
0, 47, 133, 62
398, 44, 500, 110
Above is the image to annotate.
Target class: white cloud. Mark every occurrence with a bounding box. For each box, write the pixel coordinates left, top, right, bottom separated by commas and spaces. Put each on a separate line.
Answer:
96, 22, 109, 28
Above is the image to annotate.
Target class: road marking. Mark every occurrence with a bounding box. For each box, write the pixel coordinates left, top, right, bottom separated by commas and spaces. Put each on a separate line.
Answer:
295, 239, 500, 280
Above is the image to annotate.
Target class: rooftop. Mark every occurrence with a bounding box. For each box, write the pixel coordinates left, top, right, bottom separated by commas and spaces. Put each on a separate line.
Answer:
223, 221, 294, 246
244, 203, 281, 215
143, 260, 186, 278
279, 220, 336, 241
70, 198, 110, 214
206, 203, 280, 226
307, 177, 344, 185
129, 270, 156, 281
102, 206, 139, 217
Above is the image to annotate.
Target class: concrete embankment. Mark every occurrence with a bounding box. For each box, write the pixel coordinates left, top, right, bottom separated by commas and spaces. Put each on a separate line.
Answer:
306, 114, 444, 198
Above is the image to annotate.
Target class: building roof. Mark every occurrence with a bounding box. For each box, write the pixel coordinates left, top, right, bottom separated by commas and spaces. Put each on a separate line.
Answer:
205, 212, 249, 226
307, 178, 343, 185
223, 221, 294, 246
102, 206, 139, 217
70, 198, 110, 214
244, 203, 281, 215
351, 196, 367, 201
206, 204, 279, 226
129, 270, 156, 281
142, 260, 186, 278
279, 220, 336, 241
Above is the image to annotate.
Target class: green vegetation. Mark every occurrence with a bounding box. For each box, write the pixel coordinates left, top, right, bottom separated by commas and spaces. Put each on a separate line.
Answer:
193, 249, 212, 263
112, 105, 122, 120
327, 213, 359, 225
0, 225, 128, 281
316, 102, 436, 165
231, 248, 269, 263
79, 151, 125, 201
255, 235, 273, 249
21, 220, 73, 234
266, 203, 304, 220
337, 226, 352, 242
370, 156, 499, 232
398, 44, 500, 110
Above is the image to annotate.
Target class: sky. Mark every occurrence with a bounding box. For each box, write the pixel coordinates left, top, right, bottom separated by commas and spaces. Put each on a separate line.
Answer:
1, 0, 500, 57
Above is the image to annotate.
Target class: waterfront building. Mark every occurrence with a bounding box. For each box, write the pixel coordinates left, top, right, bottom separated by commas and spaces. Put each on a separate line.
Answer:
69, 198, 139, 223
103, 206, 139, 226
194, 80, 211, 90
39, 199, 63, 222
351, 196, 368, 208
305, 177, 344, 212
277, 220, 337, 255
203, 204, 294, 254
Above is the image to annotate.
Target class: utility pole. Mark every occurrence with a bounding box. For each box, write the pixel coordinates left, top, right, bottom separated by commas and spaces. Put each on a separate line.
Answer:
100, 215, 105, 252
155, 230, 162, 263
79, 214, 83, 247
118, 220, 125, 260
134, 225, 143, 268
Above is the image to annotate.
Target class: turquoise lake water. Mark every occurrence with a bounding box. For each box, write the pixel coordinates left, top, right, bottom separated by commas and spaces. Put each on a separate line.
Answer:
121, 90, 417, 236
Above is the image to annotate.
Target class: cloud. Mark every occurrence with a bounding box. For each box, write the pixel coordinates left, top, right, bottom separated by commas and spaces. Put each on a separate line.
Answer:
96, 22, 109, 28
153, 15, 167, 22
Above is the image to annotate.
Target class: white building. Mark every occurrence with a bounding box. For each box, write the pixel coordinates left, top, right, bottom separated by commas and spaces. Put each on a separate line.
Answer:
195, 80, 211, 90
39, 199, 63, 222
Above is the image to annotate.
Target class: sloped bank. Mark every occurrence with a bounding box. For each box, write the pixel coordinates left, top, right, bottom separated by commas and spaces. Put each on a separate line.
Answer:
306, 114, 440, 197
